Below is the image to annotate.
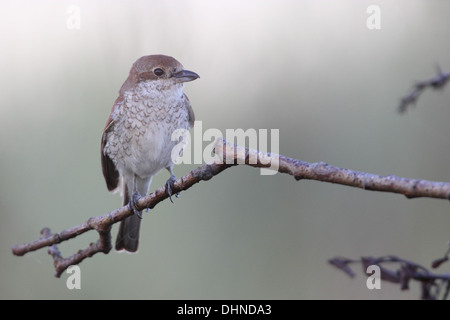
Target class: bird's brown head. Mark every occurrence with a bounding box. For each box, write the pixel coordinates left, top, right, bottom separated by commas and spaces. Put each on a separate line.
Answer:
119, 55, 199, 94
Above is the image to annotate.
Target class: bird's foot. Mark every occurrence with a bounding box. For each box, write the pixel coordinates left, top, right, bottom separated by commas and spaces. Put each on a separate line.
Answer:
165, 175, 180, 203
129, 191, 143, 219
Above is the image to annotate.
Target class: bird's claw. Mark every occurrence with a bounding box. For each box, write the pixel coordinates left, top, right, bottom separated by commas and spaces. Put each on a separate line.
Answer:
165, 175, 179, 203
129, 191, 143, 219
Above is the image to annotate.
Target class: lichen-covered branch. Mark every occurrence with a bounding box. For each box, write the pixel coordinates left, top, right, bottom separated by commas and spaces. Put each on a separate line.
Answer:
11, 138, 450, 277
12, 159, 234, 278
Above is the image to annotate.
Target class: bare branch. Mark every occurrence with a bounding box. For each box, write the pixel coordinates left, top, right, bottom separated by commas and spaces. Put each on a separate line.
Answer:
12, 160, 234, 277
398, 67, 450, 113
215, 139, 450, 200
12, 138, 450, 277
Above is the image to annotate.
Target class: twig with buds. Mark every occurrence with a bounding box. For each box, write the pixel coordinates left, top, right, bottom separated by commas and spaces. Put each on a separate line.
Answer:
12, 138, 450, 277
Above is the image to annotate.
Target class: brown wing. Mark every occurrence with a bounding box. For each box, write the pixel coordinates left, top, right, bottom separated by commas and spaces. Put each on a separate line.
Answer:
101, 99, 121, 192
183, 93, 195, 128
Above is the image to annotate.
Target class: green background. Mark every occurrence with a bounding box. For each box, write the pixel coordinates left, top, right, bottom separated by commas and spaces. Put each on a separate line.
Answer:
1, 0, 450, 299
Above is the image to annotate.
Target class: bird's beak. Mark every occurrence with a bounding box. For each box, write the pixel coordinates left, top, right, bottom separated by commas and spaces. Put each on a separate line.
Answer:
173, 70, 200, 82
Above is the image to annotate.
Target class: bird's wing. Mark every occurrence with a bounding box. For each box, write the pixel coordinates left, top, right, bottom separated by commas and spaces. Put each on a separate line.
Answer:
183, 93, 195, 128
101, 98, 121, 192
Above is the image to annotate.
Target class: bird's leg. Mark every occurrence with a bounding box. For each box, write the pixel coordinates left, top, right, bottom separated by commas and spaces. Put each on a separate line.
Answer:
129, 174, 142, 219
165, 167, 180, 203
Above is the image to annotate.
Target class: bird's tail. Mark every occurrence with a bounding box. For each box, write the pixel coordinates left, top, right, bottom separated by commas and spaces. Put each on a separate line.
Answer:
115, 184, 141, 252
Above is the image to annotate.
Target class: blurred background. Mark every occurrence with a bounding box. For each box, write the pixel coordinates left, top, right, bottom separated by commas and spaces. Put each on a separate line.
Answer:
1, 0, 450, 299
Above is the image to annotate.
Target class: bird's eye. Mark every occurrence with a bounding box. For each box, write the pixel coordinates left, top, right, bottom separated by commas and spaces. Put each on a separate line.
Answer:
154, 68, 164, 76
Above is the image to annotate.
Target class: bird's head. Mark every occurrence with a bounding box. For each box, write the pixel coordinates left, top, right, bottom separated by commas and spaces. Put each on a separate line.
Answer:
120, 55, 199, 94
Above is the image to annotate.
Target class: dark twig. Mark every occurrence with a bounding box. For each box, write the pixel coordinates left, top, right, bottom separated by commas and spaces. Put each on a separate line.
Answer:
12, 139, 450, 277
398, 66, 450, 113
431, 243, 450, 269
329, 254, 450, 300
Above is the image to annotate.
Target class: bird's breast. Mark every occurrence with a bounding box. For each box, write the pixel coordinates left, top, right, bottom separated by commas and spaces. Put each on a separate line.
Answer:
104, 87, 190, 178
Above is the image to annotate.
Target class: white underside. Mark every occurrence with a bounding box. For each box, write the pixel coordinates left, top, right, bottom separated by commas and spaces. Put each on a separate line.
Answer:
105, 79, 190, 196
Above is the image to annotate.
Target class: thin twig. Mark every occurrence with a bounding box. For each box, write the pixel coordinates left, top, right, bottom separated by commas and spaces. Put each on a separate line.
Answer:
398, 66, 450, 113
329, 255, 450, 300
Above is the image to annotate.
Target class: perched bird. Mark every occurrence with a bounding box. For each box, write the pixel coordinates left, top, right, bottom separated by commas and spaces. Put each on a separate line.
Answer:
101, 55, 199, 252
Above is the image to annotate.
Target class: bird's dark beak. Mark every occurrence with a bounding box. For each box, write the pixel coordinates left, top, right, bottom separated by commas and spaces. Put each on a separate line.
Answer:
173, 70, 200, 82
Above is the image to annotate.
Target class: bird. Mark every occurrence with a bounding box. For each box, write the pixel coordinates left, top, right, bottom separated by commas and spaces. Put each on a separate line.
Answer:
101, 55, 199, 252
